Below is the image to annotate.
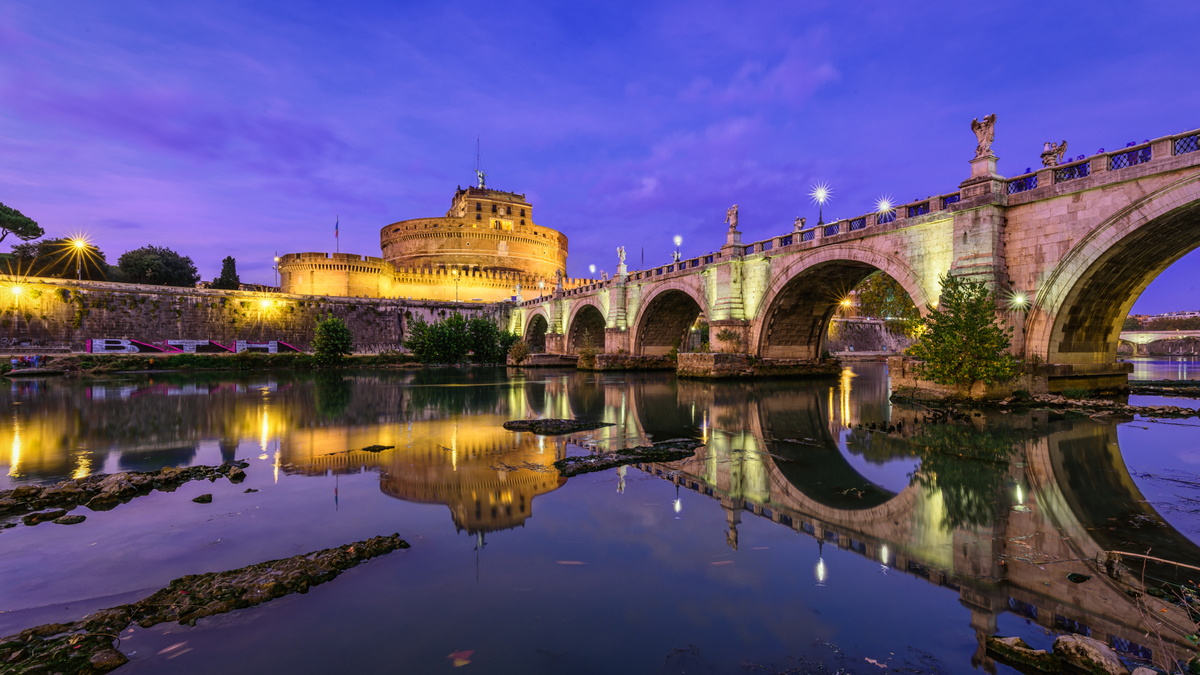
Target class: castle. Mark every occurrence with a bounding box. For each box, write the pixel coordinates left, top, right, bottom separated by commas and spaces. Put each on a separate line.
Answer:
279, 184, 591, 303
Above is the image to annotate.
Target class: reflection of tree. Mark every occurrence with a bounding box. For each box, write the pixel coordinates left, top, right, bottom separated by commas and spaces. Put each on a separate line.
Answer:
314, 372, 353, 419
845, 428, 920, 464
405, 369, 503, 416
907, 424, 1017, 531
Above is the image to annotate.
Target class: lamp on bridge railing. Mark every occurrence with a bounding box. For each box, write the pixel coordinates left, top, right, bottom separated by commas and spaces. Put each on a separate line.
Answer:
809, 182, 832, 226
673, 234, 683, 262
875, 196, 893, 215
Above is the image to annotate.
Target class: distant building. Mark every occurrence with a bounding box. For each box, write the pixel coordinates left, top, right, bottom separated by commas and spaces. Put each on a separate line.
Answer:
279, 185, 592, 302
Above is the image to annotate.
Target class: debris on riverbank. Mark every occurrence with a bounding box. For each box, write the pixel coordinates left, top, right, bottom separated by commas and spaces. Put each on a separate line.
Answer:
1016, 394, 1195, 418
0, 461, 250, 525
553, 439, 703, 477
0, 534, 409, 674
1128, 380, 1200, 398
986, 633, 1134, 675
503, 419, 615, 435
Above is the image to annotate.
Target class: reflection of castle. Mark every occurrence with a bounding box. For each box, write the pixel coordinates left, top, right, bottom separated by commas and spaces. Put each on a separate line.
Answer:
280, 416, 567, 535
279, 185, 595, 303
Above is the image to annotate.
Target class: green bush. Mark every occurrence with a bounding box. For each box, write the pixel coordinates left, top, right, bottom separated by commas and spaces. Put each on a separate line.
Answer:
906, 273, 1017, 387
405, 314, 517, 364
312, 314, 354, 365
508, 339, 530, 365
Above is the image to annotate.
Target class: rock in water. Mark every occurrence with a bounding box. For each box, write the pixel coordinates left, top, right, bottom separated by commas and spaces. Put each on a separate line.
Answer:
192, 494, 213, 504
553, 439, 704, 477
503, 419, 615, 435
985, 635, 1061, 672
1053, 634, 1130, 675
53, 514, 86, 525
22, 509, 68, 526
89, 648, 128, 671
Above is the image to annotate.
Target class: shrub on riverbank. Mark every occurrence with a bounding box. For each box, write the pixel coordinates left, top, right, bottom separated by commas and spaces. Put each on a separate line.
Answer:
404, 314, 518, 364
313, 314, 354, 365
905, 273, 1017, 386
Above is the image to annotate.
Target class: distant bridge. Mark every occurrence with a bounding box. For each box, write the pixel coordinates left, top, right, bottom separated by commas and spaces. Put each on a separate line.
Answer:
513, 124, 1200, 386
1119, 329, 1200, 354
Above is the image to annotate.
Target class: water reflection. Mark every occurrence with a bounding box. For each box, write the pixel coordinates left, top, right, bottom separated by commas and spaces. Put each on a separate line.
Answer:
1127, 355, 1200, 381
2, 366, 1199, 672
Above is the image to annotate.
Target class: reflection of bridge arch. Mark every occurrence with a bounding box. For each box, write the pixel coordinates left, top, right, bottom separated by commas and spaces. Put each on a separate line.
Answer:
1027, 175, 1200, 364
566, 301, 606, 354
749, 246, 932, 359
631, 280, 709, 356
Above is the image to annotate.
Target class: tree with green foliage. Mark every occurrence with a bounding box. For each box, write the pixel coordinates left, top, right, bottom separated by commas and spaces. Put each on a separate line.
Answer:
8, 238, 109, 280
906, 273, 1017, 386
312, 314, 354, 365
116, 246, 200, 287
211, 256, 241, 290
1148, 316, 1200, 330
404, 314, 518, 364
853, 271, 921, 336
1122, 315, 1142, 331
0, 203, 44, 245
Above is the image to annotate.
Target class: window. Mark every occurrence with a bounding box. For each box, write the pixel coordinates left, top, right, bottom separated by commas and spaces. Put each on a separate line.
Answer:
491, 204, 497, 213
506, 206, 512, 215
476, 213, 481, 220
476, 202, 481, 211
520, 208, 526, 217
520, 219, 525, 225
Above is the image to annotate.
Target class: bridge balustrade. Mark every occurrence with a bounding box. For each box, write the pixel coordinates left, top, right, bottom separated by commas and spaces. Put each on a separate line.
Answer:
1110, 145, 1152, 170
941, 193, 961, 208
799, 229, 816, 242
907, 202, 930, 218
1007, 174, 1038, 194
761, 240, 773, 251
1176, 133, 1200, 156
876, 209, 897, 224
779, 234, 793, 246
1054, 161, 1091, 182
823, 222, 840, 237
848, 217, 867, 231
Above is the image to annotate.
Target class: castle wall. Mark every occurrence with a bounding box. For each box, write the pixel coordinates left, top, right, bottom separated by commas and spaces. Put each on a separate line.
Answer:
0, 275, 510, 353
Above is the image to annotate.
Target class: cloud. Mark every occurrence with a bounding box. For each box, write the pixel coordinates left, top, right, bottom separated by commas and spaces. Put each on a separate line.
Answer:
682, 44, 839, 107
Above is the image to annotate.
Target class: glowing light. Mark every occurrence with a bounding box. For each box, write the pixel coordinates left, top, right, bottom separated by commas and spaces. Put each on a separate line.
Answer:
809, 182, 832, 205
72, 451, 92, 480
1011, 293, 1027, 308
674, 498, 682, 513
702, 411, 708, 443
10, 285, 23, 298
1015, 484, 1024, 504
8, 416, 21, 478
673, 235, 683, 247
588, 264, 596, 275
815, 557, 827, 585
259, 299, 272, 309
875, 196, 894, 214
880, 544, 889, 565
260, 408, 270, 452
840, 298, 852, 307
72, 238, 86, 250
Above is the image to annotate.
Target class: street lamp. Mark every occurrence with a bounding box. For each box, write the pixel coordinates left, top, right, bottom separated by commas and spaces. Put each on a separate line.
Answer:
673, 235, 682, 263
809, 183, 832, 226
71, 238, 86, 280
273, 253, 281, 289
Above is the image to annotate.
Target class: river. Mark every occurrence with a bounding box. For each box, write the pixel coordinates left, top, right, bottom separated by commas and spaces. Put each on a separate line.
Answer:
2, 364, 1199, 674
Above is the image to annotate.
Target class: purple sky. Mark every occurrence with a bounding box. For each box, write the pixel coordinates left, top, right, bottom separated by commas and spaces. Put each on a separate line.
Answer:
2, 1, 1199, 313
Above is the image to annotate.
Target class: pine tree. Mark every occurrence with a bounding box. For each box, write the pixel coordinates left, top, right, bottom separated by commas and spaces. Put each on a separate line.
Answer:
212, 256, 240, 290
906, 273, 1017, 386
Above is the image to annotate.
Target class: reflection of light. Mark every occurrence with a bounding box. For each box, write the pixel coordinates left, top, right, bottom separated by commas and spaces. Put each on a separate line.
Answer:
880, 544, 889, 565
815, 557, 827, 585
1015, 484, 1024, 504
839, 367, 856, 427
674, 498, 682, 513
260, 408, 270, 452
702, 411, 708, 443
9, 416, 21, 477
452, 424, 458, 471
72, 451, 91, 480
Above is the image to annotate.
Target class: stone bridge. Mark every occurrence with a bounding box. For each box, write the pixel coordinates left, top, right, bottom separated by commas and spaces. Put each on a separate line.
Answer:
513, 124, 1200, 385
1120, 329, 1200, 355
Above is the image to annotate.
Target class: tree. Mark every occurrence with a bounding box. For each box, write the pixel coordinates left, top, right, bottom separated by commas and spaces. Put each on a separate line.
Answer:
1122, 315, 1142, 331
8, 238, 109, 280
117, 246, 200, 287
211, 256, 241, 290
0, 203, 44, 244
905, 273, 1017, 386
312, 315, 354, 365
854, 271, 921, 336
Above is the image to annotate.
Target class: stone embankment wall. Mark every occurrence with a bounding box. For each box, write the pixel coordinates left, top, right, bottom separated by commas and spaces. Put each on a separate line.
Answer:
825, 319, 912, 354
0, 275, 510, 353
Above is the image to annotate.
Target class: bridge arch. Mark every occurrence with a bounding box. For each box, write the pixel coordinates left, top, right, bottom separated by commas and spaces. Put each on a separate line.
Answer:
750, 245, 933, 359
524, 311, 549, 353
1026, 174, 1200, 363
631, 279, 709, 356
566, 301, 606, 354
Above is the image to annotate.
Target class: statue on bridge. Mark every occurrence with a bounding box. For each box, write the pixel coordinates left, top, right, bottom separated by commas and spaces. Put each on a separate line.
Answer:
475, 168, 487, 189
793, 216, 806, 231
726, 204, 739, 232
554, 268, 564, 291
1041, 140, 1068, 167
970, 114, 997, 158
617, 246, 626, 265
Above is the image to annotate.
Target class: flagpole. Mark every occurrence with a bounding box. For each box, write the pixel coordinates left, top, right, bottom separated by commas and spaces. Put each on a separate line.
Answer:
335, 215, 339, 254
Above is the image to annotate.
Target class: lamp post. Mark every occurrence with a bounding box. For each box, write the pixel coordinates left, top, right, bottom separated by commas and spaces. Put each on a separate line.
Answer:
452, 268, 460, 302
72, 239, 86, 280
809, 183, 831, 226
673, 235, 682, 263
273, 253, 280, 289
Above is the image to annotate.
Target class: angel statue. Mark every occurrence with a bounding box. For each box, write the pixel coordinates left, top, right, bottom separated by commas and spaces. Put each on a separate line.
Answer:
726, 204, 739, 232
554, 268, 564, 290
475, 168, 487, 189
1040, 140, 1068, 167
970, 114, 997, 158
793, 216, 806, 232
617, 246, 626, 264
515, 283, 522, 295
